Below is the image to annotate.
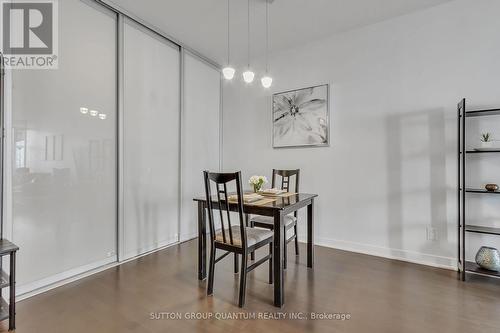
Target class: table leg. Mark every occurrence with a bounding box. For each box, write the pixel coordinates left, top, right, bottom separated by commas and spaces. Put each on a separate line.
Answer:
198, 201, 207, 280
273, 211, 284, 307
307, 198, 315, 268
9, 252, 15, 331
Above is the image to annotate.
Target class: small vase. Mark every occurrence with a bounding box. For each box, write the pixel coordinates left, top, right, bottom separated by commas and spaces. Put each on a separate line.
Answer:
253, 185, 261, 193
481, 141, 493, 149
475, 246, 500, 272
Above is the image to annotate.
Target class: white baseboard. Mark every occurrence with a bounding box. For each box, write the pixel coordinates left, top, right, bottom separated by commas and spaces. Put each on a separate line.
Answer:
121, 236, 179, 261
17, 240, 180, 302
16, 256, 117, 299
181, 232, 456, 271
180, 232, 198, 243
299, 235, 456, 271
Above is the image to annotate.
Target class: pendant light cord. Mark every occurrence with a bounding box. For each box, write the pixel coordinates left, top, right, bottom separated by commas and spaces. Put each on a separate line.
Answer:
247, 0, 250, 68
265, 0, 269, 73
226, 0, 230, 64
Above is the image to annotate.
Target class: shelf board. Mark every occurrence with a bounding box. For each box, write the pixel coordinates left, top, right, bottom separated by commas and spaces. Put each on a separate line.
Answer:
0, 298, 8, 321
466, 108, 500, 117
0, 239, 18, 257
465, 261, 500, 278
465, 225, 500, 236
465, 188, 500, 194
466, 150, 500, 154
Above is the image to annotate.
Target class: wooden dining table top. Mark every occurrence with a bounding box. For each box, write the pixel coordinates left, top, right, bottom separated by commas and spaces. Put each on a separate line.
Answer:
193, 192, 317, 213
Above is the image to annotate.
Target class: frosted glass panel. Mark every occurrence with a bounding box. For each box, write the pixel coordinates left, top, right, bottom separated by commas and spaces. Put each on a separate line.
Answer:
11, 0, 117, 289
123, 21, 180, 259
180, 53, 221, 241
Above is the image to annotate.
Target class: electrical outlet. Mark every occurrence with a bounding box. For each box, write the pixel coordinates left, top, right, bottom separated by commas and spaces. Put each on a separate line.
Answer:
426, 227, 438, 241
107, 251, 116, 257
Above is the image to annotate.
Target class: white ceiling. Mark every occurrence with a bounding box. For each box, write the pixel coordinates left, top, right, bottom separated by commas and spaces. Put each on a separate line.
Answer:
109, 0, 454, 66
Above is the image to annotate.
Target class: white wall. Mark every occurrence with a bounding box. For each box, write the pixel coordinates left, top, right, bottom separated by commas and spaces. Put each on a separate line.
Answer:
222, 0, 500, 269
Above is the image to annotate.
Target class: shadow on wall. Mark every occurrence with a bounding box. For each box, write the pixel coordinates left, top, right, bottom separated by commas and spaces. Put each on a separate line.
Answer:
385, 108, 452, 261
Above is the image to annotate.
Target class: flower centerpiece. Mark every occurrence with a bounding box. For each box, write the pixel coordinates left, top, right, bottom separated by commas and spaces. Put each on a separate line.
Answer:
249, 175, 268, 193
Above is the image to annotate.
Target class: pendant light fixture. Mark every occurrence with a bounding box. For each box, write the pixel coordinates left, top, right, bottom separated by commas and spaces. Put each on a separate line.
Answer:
242, 0, 255, 83
222, 0, 235, 80
261, 0, 272, 88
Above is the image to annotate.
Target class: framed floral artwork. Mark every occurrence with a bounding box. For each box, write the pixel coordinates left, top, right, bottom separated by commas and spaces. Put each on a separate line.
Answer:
272, 84, 329, 148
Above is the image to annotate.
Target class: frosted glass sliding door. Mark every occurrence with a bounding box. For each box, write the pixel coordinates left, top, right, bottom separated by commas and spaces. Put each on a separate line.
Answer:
122, 20, 180, 259
180, 52, 221, 241
10, 0, 117, 291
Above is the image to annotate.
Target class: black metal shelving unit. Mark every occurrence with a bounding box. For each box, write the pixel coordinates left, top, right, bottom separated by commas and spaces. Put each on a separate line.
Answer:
0, 53, 19, 331
0, 240, 18, 329
458, 98, 500, 281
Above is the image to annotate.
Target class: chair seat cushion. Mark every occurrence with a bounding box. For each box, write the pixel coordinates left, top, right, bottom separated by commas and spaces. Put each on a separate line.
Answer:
250, 215, 296, 228
215, 226, 273, 247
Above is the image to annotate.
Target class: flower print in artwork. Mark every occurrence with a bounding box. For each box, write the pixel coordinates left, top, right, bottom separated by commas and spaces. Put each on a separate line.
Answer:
273, 84, 329, 148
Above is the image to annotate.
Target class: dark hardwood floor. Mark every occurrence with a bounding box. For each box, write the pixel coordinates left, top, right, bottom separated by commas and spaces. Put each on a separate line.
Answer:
3, 240, 500, 333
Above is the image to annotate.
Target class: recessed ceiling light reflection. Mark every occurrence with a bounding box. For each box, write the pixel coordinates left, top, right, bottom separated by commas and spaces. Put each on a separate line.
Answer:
89, 110, 98, 117
98, 113, 107, 120
80, 107, 89, 114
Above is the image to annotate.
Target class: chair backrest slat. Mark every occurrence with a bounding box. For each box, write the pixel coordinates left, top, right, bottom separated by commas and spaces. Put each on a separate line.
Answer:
223, 183, 234, 245
272, 169, 300, 217
282, 178, 289, 191
203, 171, 246, 248
215, 184, 227, 243
203, 172, 216, 239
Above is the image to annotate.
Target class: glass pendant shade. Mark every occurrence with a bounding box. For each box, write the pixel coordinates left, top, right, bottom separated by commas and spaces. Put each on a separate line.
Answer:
222, 66, 235, 80
261, 75, 272, 88
242, 70, 255, 83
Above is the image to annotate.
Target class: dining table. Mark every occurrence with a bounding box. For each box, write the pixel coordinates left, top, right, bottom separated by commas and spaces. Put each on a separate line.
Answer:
193, 192, 317, 307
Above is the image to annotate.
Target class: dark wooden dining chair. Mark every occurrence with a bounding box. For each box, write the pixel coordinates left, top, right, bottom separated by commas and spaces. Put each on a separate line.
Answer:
203, 171, 273, 307
250, 169, 300, 269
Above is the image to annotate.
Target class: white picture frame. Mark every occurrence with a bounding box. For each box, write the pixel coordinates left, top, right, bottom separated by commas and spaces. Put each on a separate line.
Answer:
272, 84, 330, 148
